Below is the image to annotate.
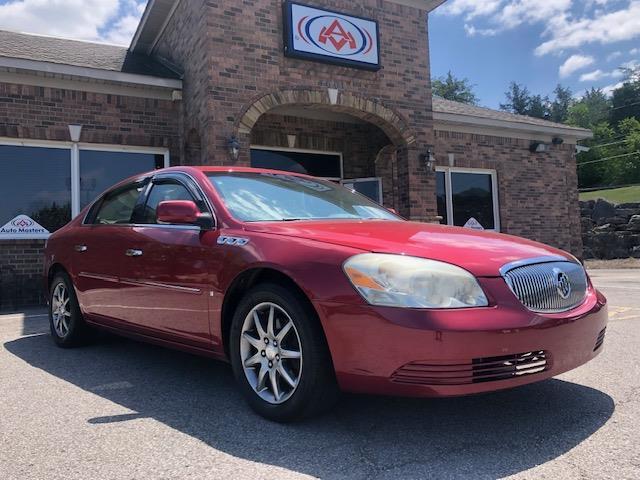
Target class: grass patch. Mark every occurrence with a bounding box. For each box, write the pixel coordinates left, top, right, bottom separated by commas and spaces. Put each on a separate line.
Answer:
580, 185, 640, 204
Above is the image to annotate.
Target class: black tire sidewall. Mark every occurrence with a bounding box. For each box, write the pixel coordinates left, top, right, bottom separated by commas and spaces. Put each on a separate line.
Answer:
229, 283, 336, 422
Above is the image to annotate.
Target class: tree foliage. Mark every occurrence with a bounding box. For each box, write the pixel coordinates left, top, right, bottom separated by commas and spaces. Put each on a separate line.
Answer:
432, 71, 479, 105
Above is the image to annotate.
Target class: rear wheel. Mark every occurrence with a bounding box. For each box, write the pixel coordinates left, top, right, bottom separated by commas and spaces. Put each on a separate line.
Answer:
49, 273, 92, 347
229, 283, 339, 422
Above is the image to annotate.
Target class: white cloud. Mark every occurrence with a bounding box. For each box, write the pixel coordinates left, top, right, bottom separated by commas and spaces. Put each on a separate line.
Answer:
602, 81, 625, 96
559, 54, 595, 78
443, 0, 640, 60
579, 68, 624, 82
464, 23, 499, 37
631, 47, 640, 55
440, 0, 504, 21
607, 51, 622, 62
0, 0, 144, 46
535, 1, 640, 56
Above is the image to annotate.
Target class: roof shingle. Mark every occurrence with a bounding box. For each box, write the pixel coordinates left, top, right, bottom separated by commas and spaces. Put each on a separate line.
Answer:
0, 30, 181, 80
432, 96, 590, 134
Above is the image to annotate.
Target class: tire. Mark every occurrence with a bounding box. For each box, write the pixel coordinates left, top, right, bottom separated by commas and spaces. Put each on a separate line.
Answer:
229, 283, 339, 422
49, 272, 92, 348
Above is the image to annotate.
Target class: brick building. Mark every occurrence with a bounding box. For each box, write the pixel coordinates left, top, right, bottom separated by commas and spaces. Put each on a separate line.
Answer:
0, 0, 591, 309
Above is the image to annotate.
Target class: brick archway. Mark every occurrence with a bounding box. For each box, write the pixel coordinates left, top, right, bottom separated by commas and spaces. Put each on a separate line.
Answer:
236, 88, 416, 147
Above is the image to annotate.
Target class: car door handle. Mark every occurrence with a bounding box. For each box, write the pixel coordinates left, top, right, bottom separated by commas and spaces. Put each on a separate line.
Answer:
74, 244, 88, 253
125, 249, 143, 257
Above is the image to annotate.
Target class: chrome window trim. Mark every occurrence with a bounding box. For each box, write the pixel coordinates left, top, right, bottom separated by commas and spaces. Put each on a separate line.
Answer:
81, 171, 218, 231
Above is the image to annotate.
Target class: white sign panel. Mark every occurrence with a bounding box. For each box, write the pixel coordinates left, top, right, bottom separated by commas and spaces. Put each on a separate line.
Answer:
464, 217, 485, 231
284, 2, 380, 70
0, 215, 50, 239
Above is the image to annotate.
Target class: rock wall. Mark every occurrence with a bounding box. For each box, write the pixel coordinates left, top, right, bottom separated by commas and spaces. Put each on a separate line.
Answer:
581, 199, 640, 259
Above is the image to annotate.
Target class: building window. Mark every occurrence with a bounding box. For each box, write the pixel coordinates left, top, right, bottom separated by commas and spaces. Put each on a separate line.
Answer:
343, 178, 383, 204
80, 150, 165, 209
436, 168, 500, 231
0, 145, 71, 238
251, 147, 343, 181
0, 139, 169, 239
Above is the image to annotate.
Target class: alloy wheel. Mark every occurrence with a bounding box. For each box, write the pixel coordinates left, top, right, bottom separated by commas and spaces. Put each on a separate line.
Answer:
239, 302, 303, 405
51, 283, 71, 338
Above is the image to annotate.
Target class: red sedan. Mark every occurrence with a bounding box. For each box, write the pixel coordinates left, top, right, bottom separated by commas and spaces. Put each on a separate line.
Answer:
44, 167, 608, 421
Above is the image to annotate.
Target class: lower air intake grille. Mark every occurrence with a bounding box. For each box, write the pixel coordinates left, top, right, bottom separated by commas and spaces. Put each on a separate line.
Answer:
594, 328, 606, 351
391, 351, 548, 386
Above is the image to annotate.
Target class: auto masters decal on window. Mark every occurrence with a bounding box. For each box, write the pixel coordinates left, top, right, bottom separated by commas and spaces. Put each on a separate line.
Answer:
283, 1, 380, 70
0, 214, 50, 238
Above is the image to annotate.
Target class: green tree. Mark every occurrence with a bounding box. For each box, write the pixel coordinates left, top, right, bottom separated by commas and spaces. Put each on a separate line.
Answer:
567, 88, 610, 128
528, 94, 551, 119
610, 68, 640, 125
432, 71, 479, 105
500, 82, 531, 115
550, 84, 573, 123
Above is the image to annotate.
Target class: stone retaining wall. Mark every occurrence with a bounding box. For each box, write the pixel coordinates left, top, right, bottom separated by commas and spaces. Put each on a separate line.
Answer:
581, 199, 640, 259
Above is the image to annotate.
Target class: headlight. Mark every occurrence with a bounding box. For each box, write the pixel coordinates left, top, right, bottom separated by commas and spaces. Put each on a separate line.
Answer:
343, 253, 488, 309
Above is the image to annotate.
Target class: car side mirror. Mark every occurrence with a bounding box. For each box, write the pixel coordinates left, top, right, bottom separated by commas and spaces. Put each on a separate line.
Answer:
156, 200, 214, 230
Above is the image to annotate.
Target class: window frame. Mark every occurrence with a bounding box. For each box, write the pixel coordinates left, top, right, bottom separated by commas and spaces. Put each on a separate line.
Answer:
250, 145, 344, 182
435, 167, 501, 232
0, 137, 170, 239
132, 172, 216, 229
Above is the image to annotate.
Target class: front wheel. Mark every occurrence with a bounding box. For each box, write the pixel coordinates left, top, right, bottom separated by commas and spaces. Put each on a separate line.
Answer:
229, 283, 339, 422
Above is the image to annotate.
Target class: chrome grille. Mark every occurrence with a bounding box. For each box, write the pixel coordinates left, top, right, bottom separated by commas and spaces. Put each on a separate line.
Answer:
501, 259, 588, 313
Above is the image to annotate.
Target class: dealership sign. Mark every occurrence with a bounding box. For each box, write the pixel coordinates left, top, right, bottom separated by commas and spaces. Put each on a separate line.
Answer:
0, 215, 50, 239
283, 2, 381, 70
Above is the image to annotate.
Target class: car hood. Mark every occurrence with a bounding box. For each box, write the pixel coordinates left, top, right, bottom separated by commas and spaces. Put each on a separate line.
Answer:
244, 220, 574, 277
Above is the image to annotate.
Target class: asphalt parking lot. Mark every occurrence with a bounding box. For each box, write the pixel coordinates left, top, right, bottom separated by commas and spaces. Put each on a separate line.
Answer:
1, 270, 639, 480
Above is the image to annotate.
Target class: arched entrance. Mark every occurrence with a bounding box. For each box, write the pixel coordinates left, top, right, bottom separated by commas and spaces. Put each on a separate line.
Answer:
234, 88, 433, 221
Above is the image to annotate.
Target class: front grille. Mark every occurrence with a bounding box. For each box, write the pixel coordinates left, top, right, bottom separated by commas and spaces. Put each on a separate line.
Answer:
594, 328, 606, 351
502, 260, 588, 313
391, 351, 548, 386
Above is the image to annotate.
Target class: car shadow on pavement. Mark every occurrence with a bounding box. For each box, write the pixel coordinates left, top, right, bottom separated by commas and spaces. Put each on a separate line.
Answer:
5, 333, 615, 479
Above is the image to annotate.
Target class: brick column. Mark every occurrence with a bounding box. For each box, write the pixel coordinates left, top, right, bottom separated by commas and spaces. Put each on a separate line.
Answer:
396, 145, 437, 222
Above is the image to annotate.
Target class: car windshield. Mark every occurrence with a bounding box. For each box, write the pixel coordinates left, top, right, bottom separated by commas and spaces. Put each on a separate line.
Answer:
207, 172, 402, 223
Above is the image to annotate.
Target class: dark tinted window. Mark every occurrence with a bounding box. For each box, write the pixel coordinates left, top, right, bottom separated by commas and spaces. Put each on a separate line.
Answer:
451, 172, 495, 230
251, 149, 342, 179
80, 151, 164, 208
0, 145, 71, 234
142, 182, 196, 224
343, 179, 382, 204
94, 184, 143, 225
436, 171, 448, 225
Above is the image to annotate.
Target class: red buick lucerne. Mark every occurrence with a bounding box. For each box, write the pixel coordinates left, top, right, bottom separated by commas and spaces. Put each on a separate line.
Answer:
44, 167, 608, 421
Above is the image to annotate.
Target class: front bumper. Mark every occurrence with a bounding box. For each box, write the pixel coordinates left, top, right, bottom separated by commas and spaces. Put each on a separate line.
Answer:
314, 277, 608, 397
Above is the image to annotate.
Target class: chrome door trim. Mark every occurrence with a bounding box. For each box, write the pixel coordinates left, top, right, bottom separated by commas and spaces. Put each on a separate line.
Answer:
119, 278, 202, 294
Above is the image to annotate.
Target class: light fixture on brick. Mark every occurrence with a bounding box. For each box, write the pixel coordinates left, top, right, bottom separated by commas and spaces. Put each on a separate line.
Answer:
227, 136, 240, 162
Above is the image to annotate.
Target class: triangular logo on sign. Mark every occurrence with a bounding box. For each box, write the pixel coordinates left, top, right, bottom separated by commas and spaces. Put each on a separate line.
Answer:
0, 215, 50, 236
463, 217, 484, 231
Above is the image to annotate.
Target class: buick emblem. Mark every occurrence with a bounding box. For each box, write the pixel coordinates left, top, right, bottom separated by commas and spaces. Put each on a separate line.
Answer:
553, 268, 572, 300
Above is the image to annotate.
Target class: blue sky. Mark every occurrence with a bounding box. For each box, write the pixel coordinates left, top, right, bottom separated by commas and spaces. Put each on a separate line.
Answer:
430, 0, 640, 108
0, 0, 638, 110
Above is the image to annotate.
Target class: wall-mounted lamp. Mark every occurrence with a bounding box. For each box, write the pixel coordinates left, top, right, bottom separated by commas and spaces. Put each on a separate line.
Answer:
227, 136, 240, 162
530, 141, 549, 153
68, 124, 83, 142
420, 149, 436, 172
